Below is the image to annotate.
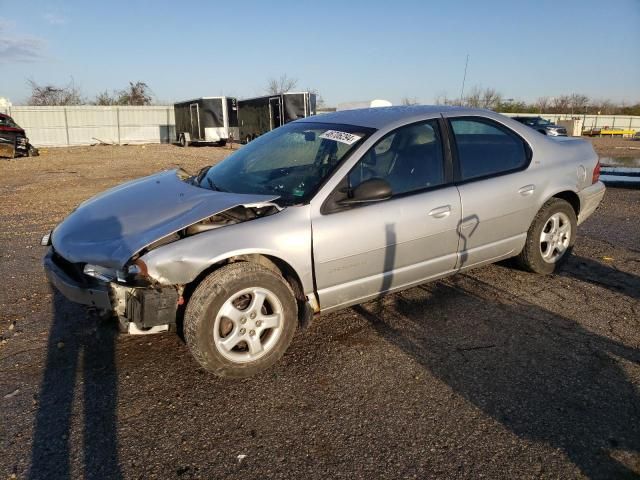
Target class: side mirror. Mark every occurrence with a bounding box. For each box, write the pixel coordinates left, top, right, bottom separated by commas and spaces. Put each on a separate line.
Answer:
339, 178, 392, 206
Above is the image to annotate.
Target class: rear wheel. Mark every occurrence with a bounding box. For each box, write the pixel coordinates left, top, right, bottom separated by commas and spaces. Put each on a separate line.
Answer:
184, 262, 297, 378
179, 134, 188, 147
516, 198, 577, 274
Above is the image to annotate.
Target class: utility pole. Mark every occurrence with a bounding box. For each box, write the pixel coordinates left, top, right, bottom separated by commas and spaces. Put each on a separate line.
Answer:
459, 54, 469, 106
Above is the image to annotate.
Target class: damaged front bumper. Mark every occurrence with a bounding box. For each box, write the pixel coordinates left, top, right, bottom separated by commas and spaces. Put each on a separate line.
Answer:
44, 249, 112, 309
44, 248, 179, 334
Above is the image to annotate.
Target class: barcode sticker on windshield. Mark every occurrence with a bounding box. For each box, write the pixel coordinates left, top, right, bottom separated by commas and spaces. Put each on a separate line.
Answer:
319, 130, 362, 145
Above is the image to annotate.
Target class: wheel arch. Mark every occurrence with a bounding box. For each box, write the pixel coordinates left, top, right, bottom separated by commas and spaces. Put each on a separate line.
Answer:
181, 253, 311, 327
550, 190, 580, 217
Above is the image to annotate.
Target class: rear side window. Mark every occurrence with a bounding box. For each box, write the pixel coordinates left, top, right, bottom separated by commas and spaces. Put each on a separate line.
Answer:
450, 118, 529, 181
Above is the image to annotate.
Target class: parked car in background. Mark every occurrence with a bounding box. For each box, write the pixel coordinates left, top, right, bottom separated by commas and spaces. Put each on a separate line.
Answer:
512, 116, 567, 136
0, 113, 37, 158
633, 130, 640, 141
42, 106, 605, 377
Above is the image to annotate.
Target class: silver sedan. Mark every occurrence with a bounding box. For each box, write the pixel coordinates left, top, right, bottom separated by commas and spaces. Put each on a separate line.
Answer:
43, 106, 606, 377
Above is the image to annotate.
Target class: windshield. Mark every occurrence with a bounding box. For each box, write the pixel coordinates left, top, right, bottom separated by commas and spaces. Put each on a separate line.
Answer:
0, 116, 20, 129
199, 121, 374, 203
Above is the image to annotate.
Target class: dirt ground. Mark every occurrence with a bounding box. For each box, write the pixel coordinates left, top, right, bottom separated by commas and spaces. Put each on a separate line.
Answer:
1, 143, 639, 479
589, 136, 640, 159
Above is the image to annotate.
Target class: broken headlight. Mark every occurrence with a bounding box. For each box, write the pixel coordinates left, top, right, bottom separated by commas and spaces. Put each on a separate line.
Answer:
121, 259, 151, 286
83, 264, 118, 282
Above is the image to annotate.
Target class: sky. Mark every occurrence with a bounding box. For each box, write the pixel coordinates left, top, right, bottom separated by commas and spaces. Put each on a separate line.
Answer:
1, 0, 639, 106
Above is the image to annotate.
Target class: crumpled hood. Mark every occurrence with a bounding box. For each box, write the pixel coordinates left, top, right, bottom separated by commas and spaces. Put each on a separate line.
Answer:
51, 169, 278, 268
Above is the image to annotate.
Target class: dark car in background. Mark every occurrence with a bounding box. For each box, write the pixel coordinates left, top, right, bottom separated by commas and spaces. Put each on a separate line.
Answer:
0, 113, 37, 158
512, 116, 567, 136
0, 113, 28, 158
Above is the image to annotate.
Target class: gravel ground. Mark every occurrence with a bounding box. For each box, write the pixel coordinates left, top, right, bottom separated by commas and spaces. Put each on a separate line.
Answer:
1, 143, 639, 479
589, 137, 640, 160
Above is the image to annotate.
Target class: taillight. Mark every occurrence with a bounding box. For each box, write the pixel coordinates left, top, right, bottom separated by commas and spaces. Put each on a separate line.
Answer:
592, 161, 601, 184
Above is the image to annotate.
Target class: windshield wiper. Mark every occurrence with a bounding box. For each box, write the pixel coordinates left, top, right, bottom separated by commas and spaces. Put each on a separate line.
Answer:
206, 177, 222, 192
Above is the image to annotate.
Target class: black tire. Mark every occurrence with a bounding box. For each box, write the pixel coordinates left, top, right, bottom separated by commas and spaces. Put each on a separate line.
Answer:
179, 134, 187, 147
27, 144, 39, 157
516, 198, 577, 274
245, 135, 251, 144
184, 262, 297, 378
218, 139, 227, 147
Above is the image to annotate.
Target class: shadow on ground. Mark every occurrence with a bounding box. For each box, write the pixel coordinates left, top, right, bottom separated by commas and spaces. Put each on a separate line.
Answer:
562, 255, 640, 300
29, 289, 121, 480
355, 274, 640, 479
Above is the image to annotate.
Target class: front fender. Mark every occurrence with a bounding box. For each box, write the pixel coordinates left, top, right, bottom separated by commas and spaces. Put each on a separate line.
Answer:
140, 205, 314, 294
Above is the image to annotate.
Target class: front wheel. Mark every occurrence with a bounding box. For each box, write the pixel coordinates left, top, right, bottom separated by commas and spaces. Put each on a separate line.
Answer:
179, 134, 188, 147
184, 262, 297, 378
27, 144, 39, 157
516, 198, 577, 274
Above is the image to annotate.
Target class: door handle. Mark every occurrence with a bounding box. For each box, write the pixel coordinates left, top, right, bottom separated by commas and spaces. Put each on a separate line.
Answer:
428, 205, 451, 219
518, 184, 536, 196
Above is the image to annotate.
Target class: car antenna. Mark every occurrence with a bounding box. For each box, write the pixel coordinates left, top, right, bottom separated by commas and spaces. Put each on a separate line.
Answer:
459, 54, 470, 106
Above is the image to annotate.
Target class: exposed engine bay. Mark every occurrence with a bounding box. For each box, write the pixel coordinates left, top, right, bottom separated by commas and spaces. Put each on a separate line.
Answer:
141, 203, 282, 255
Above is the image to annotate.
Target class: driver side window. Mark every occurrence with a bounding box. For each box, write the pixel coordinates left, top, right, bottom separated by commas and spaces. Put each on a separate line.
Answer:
348, 120, 445, 196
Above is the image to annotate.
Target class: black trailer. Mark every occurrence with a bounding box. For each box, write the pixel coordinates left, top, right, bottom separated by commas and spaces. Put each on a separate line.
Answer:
174, 97, 238, 147
238, 92, 316, 143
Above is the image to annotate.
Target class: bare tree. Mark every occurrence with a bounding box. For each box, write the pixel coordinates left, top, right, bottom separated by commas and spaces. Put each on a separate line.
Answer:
401, 96, 419, 106
464, 86, 482, 108
592, 98, 615, 115
551, 95, 570, 114
479, 87, 502, 110
94, 90, 117, 106
434, 92, 458, 106
535, 96, 550, 114
568, 93, 589, 115
26, 79, 83, 106
265, 74, 298, 95
116, 81, 153, 106
434, 92, 448, 105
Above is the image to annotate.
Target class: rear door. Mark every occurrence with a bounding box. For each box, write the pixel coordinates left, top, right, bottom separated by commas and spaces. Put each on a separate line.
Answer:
189, 103, 200, 140
269, 97, 282, 130
443, 114, 541, 269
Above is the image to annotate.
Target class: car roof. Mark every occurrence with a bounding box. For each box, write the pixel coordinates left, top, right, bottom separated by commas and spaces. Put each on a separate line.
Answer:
298, 105, 493, 129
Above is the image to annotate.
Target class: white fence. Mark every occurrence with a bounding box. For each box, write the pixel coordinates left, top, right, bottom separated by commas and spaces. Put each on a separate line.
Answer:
502, 112, 640, 131
0, 106, 176, 147
1, 105, 639, 147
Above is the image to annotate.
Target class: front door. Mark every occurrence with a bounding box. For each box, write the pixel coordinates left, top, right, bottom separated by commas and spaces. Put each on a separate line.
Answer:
269, 97, 282, 130
312, 119, 461, 311
189, 103, 200, 140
